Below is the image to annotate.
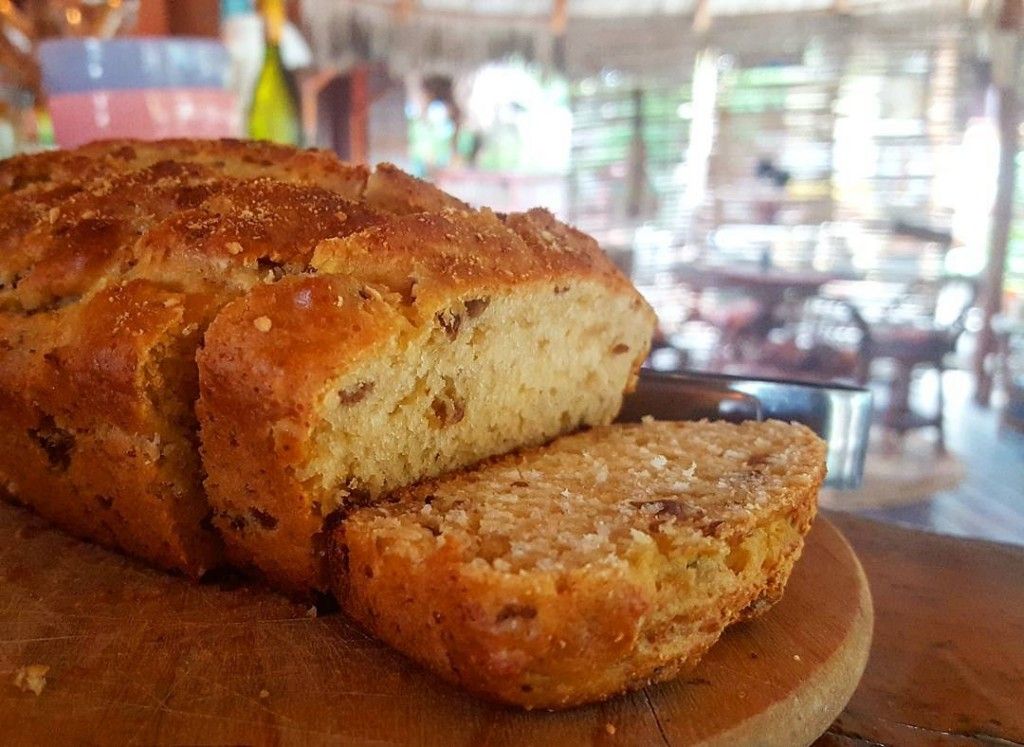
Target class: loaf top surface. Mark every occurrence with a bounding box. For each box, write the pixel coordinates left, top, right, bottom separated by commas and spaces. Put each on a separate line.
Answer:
0, 138, 652, 414
0, 137, 653, 479
0, 139, 642, 321
0, 138, 369, 197
340, 419, 827, 576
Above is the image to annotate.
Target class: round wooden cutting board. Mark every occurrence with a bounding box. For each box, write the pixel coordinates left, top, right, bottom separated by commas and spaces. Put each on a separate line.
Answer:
0, 505, 872, 746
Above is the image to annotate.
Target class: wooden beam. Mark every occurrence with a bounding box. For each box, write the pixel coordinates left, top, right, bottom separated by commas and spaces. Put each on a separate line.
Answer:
693, 0, 711, 33
165, 0, 219, 37
135, 0, 170, 35
999, 0, 1024, 29
974, 0, 1022, 404
395, 0, 417, 23
550, 0, 567, 35
349, 65, 370, 164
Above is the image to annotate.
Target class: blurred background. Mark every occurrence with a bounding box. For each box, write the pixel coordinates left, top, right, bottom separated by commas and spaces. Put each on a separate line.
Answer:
2, 0, 1023, 542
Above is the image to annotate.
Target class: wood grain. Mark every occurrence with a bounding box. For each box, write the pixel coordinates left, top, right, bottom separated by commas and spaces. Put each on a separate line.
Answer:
820, 513, 1024, 747
0, 504, 870, 746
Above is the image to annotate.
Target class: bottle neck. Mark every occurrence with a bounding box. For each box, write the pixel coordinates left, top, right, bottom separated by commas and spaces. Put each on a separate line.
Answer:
261, 0, 286, 45
263, 39, 283, 61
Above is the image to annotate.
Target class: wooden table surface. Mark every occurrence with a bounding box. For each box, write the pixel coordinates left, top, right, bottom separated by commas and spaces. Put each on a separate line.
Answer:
683, 265, 847, 295
0, 505, 871, 746
818, 512, 1024, 746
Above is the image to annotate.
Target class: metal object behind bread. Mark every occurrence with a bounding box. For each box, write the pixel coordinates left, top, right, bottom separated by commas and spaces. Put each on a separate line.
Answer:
619, 369, 872, 489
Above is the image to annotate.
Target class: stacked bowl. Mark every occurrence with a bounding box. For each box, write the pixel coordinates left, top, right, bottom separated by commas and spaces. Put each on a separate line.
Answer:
39, 38, 240, 148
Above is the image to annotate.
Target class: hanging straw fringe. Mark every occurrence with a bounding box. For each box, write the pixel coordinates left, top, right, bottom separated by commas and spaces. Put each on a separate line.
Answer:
301, 0, 974, 80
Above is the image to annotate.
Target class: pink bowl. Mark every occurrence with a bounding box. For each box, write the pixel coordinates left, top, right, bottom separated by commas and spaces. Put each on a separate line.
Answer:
48, 88, 241, 148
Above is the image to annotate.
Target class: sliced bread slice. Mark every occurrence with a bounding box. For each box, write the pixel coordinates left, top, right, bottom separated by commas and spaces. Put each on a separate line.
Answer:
330, 419, 826, 709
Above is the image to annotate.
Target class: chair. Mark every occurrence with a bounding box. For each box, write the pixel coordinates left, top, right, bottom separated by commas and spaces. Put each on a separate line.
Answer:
861, 277, 976, 452
718, 295, 871, 385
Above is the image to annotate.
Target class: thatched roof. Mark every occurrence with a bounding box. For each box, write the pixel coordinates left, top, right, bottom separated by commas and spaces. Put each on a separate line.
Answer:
302, 0, 976, 79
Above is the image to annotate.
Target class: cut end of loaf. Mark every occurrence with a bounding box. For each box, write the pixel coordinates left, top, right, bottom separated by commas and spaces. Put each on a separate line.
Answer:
303, 281, 652, 509
195, 201, 655, 593
199, 272, 654, 592
332, 419, 826, 708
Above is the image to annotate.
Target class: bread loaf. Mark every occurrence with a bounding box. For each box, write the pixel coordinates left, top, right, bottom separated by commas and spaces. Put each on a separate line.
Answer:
330, 419, 826, 708
0, 139, 655, 590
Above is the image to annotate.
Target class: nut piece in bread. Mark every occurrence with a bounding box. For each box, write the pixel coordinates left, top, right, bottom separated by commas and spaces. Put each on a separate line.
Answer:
330, 419, 826, 709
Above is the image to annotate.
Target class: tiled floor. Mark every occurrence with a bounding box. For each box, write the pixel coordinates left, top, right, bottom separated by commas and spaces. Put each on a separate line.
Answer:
832, 369, 1024, 546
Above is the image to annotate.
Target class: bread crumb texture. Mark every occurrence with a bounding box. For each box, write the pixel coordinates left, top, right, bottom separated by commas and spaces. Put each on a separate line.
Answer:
333, 419, 826, 708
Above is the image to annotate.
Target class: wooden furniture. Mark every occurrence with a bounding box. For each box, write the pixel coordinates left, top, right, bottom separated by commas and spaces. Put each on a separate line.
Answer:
860, 277, 975, 452
684, 265, 844, 309
136, 0, 220, 37
722, 295, 870, 385
0, 504, 869, 746
865, 325, 955, 450
680, 264, 854, 372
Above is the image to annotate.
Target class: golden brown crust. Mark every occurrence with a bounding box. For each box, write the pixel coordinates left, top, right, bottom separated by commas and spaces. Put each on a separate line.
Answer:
197, 275, 408, 586
331, 420, 825, 708
310, 206, 636, 314
0, 281, 223, 575
0, 139, 654, 587
0, 140, 375, 576
0, 140, 380, 577
362, 162, 468, 215
0, 147, 370, 313
131, 179, 388, 297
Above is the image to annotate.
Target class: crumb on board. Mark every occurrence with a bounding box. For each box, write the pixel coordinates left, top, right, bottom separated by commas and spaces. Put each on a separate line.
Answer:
12, 665, 49, 695
305, 605, 318, 618
259, 689, 270, 699
253, 315, 273, 332
793, 654, 801, 661
605, 722, 616, 735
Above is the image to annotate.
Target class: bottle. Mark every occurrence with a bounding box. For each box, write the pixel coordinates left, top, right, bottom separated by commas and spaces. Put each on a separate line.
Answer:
246, 0, 300, 145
